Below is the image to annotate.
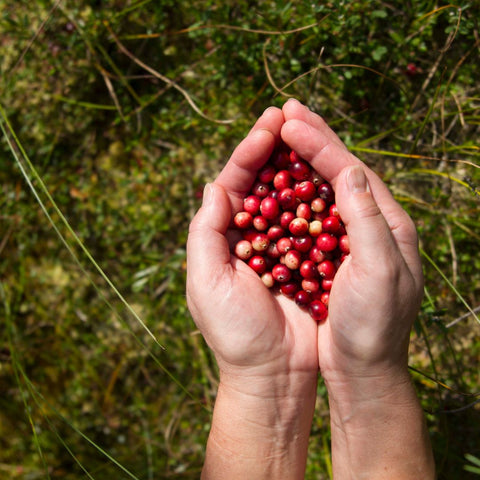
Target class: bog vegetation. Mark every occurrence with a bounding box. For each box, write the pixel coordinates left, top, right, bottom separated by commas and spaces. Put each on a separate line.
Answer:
1, 1, 479, 479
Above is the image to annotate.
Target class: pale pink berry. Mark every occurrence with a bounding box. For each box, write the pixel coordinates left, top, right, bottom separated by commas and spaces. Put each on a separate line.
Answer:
234, 240, 253, 260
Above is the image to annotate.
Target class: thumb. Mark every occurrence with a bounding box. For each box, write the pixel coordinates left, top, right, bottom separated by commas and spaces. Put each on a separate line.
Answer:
335, 166, 399, 266
186, 182, 233, 287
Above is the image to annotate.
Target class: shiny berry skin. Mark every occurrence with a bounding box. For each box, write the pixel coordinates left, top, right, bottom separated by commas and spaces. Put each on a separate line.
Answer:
261, 271, 275, 288
296, 203, 312, 220
289, 217, 309, 236
284, 249, 302, 270
266, 242, 281, 259
316, 233, 338, 252
309, 300, 328, 322
291, 235, 313, 253
322, 216, 341, 234
289, 160, 311, 181
339, 234, 350, 254
248, 255, 267, 274
309, 245, 326, 264
276, 237, 293, 255
294, 181, 316, 202
267, 225, 285, 241
253, 215, 269, 231
260, 197, 280, 220
289, 150, 300, 163
234, 211, 253, 229
317, 182, 335, 204
302, 278, 320, 294
252, 181, 270, 198
258, 165, 276, 183
321, 278, 333, 291
280, 211, 296, 229
280, 282, 299, 297
309, 220, 322, 237
277, 188, 297, 210
243, 195, 261, 215
294, 290, 312, 307
299, 260, 317, 279
251, 233, 270, 252
274, 170, 293, 190
234, 240, 253, 260
311, 197, 327, 213
329, 203, 340, 217
272, 263, 292, 283
272, 150, 290, 169
319, 291, 330, 306
317, 259, 336, 279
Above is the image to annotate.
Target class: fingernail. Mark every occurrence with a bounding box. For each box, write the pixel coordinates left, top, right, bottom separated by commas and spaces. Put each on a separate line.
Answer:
202, 183, 214, 206
347, 165, 369, 193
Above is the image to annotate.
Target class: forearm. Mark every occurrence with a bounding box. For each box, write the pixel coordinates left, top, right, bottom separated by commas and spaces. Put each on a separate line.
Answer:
326, 368, 435, 480
202, 371, 317, 480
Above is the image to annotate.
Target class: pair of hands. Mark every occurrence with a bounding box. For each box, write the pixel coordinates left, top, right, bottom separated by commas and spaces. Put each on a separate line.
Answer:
186, 99, 433, 479
187, 98, 423, 389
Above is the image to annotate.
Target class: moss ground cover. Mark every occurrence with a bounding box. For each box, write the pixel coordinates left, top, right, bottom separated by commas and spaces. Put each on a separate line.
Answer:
1, 1, 479, 478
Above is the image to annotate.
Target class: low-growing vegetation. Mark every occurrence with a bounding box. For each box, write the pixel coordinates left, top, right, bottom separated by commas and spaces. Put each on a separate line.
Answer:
1, 1, 479, 478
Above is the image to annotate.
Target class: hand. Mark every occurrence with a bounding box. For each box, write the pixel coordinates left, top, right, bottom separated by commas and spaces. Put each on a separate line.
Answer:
280, 98, 424, 382
186, 106, 317, 479
281, 99, 434, 479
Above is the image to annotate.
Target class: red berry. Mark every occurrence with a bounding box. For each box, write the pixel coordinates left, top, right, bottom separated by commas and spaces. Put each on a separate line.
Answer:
289, 150, 301, 163
272, 263, 292, 283
311, 197, 327, 213
329, 203, 339, 217
319, 291, 330, 306
258, 165, 276, 183
284, 249, 302, 270
339, 234, 350, 254
300, 260, 317, 279
296, 203, 312, 220
289, 217, 309, 236
280, 211, 296, 229
272, 150, 290, 170
234, 240, 253, 260
253, 215, 269, 231
277, 188, 297, 210
289, 160, 311, 181
291, 235, 313, 253
321, 278, 333, 291
248, 255, 267, 274
243, 195, 261, 215
280, 282, 299, 297
267, 225, 285, 241
273, 170, 293, 190
317, 182, 335, 204
252, 181, 270, 198
317, 259, 336, 279
251, 233, 270, 252
234, 211, 253, 229
322, 216, 341, 234
309, 245, 326, 264
266, 242, 281, 259
309, 300, 328, 322
302, 278, 320, 294
294, 290, 312, 307
316, 233, 338, 252
277, 237, 293, 254
260, 197, 280, 220
294, 181, 316, 202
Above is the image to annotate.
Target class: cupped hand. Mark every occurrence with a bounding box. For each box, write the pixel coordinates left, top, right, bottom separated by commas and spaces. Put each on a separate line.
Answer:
186, 106, 318, 388
280, 99, 424, 382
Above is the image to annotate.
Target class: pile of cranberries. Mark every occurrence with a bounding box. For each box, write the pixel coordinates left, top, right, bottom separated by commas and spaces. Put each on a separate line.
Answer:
232, 146, 349, 322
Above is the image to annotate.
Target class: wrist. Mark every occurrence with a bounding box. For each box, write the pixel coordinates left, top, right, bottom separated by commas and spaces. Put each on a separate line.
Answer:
202, 371, 317, 480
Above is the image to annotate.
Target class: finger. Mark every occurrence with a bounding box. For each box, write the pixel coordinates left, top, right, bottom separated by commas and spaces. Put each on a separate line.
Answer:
282, 98, 348, 151
187, 183, 233, 285
335, 166, 423, 285
215, 107, 284, 210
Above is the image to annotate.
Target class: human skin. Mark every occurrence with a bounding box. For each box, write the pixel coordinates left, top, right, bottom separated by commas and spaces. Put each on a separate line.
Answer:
186, 99, 435, 479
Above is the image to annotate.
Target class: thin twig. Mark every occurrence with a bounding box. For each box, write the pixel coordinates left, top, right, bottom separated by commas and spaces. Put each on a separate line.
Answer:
446, 305, 480, 328
105, 22, 234, 124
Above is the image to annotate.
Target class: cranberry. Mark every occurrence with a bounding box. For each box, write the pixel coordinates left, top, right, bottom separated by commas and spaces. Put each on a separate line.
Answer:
260, 197, 280, 220
274, 170, 293, 191
317, 182, 335, 204
277, 237, 293, 254
300, 260, 317, 279
251, 233, 270, 252
339, 234, 350, 254
329, 203, 339, 217
234, 211, 253, 229
294, 290, 312, 307
291, 235, 313, 253
267, 225, 285, 241
253, 215, 269, 231
309, 300, 328, 322
280, 211, 295, 229
302, 278, 320, 294
277, 188, 297, 210
289, 160, 311, 181
258, 165, 276, 183
308, 220, 322, 237
272, 150, 290, 169
248, 255, 267, 274
252, 181, 270, 198
272, 263, 292, 283
309, 245, 326, 264
296, 203, 312, 220
243, 195, 261, 215
295, 181, 316, 202
322, 216, 341, 234
311, 197, 327, 213
234, 240, 253, 260
284, 249, 302, 270
261, 272, 275, 288
280, 282, 299, 297
317, 259, 336, 279
289, 217, 309, 236
316, 233, 338, 252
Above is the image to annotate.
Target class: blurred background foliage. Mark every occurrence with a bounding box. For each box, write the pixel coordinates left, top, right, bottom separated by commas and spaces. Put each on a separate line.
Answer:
0, 1, 479, 478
